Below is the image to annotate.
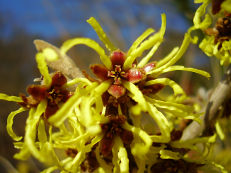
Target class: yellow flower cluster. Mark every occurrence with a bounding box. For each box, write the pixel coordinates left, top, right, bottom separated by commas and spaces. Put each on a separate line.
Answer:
192, 0, 231, 65
1, 14, 227, 173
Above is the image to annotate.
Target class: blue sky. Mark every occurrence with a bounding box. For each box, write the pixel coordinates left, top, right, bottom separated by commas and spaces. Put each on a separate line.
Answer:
0, 0, 192, 44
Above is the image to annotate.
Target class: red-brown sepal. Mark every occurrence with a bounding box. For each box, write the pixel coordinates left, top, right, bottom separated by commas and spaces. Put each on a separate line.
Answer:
107, 84, 126, 99
90, 64, 109, 81
127, 68, 146, 83
110, 50, 126, 67
51, 72, 67, 87
27, 85, 47, 101
143, 62, 156, 73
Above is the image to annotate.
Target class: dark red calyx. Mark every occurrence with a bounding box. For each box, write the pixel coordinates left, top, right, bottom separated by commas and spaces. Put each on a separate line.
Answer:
43, 103, 59, 119
147, 83, 165, 94
100, 115, 128, 157
216, 17, 231, 36
90, 64, 109, 81
81, 150, 99, 172
51, 72, 67, 88
18, 94, 39, 108
120, 129, 134, 145
107, 84, 126, 99
110, 50, 126, 67
127, 68, 146, 83
100, 135, 114, 157
143, 62, 156, 73
108, 115, 133, 145
27, 85, 47, 101
170, 129, 183, 141
66, 148, 78, 158
108, 114, 127, 124
212, 0, 225, 15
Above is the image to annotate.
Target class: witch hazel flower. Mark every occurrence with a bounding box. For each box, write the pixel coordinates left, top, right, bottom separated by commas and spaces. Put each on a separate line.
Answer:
0, 49, 91, 166
0, 9, 213, 171
193, 0, 231, 65
38, 14, 212, 172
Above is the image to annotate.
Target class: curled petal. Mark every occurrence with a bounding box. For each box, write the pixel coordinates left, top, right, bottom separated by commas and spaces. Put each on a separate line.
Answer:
64, 77, 92, 88
0, 93, 22, 102
153, 34, 191, 74
13, 143, 31, 160
137, 42, 161, 68
123, 122, 152, 156
36, 53, 52, 86
171, 134, 217, 151
7, 107, 26, 141
123, 81, 147, 111
155, 47, 179, 70
215, 122, 225, 140
25, 101, 47, 163
162, 65, 210, 78
221, 1, 231, 13
118, 143, 129, 173
61, 38, 112, 69
124, 14, 166, 70
147, 102, 171, 143
87, 17, 116, 52
127, 28, 155, 56
94, 80, 112, 96
142, 83, 164, 95
159, 149, 181, 160
42, 48, 58, 62
112, 137, 129, 173
145, 97, 201, 122
193, 0, 211, 30
145, 78, 185, 97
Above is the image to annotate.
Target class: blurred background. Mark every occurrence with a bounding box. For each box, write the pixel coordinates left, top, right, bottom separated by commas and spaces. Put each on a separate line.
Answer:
0, 0, 225, 172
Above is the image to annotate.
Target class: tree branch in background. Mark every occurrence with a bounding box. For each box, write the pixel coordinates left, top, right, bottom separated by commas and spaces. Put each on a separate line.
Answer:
182, 65, 231, 140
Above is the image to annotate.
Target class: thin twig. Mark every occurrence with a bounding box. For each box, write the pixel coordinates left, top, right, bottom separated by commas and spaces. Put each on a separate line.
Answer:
181, 65, 231, 140
0, 156, 19, 173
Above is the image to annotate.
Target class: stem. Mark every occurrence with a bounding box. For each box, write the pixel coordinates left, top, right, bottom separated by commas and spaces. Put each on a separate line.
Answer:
181, 64, 231, 140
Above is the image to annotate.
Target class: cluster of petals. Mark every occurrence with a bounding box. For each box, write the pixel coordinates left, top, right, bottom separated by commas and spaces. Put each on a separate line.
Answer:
0, 14, 225, 173
193, 0, 231, 65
